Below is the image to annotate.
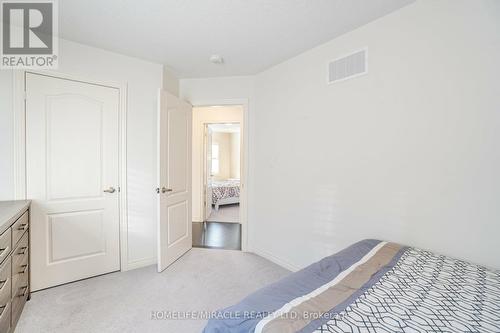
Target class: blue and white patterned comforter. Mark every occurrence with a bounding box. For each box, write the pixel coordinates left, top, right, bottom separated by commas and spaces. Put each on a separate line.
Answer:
203, 240, 500, 333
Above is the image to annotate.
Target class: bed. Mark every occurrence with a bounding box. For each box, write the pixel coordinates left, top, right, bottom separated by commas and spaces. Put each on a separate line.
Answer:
210, 179, 240, 211
203, 239, 500, 333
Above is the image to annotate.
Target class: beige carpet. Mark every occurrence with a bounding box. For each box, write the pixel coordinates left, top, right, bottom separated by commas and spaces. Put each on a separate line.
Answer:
207, 204, 239, 223
17, 248, 289, 333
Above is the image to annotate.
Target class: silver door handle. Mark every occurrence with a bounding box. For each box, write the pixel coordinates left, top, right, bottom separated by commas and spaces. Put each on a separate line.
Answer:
161, 187, 173, 193
103, 187, 116, 193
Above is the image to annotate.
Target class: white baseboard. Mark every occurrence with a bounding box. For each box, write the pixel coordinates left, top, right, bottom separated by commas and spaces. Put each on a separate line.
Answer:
124, 257, 156, 271
251, 247, 300, 272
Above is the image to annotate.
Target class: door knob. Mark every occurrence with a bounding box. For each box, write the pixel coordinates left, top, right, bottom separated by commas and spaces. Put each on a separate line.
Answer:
103, 187, 116, 193
161, 187, 173, 193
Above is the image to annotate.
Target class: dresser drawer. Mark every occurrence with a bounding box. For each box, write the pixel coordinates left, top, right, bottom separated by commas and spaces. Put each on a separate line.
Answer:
0, 260, 11, 308
0, 229, 11, 266
12, 211, 28, 246
12, 269, 28, 299
11, 282, 28, 329
12, 258, 28, 296
0, 301, 11, 333
12, 232, 28, 293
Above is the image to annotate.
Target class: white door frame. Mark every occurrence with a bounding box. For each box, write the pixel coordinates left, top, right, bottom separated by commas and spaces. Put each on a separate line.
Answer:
191, 99, 249, 252
203, 124, 213, 221
12, 69, 130, 271
203, 121, 240, 221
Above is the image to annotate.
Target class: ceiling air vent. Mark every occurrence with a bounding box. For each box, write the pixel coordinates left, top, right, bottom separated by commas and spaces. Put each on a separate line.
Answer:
328, 49, 367, 84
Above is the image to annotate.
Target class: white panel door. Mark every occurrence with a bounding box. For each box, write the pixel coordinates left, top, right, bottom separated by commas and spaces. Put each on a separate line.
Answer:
26, 72, 121, 291
157, 90, 192, 272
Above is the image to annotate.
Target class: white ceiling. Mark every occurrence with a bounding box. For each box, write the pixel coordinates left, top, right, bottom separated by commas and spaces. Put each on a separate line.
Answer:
59, 0, 414, 78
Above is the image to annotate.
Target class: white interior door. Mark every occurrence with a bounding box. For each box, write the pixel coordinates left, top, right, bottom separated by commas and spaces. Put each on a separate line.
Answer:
204, 126, 213, 221
26, 72, 121, 291
157, 90, 192, 272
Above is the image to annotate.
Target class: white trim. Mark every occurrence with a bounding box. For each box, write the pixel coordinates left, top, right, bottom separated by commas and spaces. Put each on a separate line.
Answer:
13, 69, 130, 272
190, 98, 250, 252
202, 121, 240, 216
254, 241, 388, 333
126, 257, 156, 270
202, 123, 210, 221
13, 70, 26, 200
118, 83, 129, 271
251, 247, 300, 272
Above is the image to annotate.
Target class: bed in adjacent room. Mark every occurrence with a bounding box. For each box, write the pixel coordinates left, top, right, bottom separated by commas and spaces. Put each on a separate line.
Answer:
210, 179, 240, 211
203, 239, 500, 333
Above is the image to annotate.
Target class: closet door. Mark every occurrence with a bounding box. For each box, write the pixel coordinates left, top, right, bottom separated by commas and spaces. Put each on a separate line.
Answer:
26, 72, 121, 290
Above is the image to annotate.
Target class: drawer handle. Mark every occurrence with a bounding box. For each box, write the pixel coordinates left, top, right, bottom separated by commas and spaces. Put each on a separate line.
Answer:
0, 247, 7, 256
18, 264, 28, 274
0, 305, 4, 316
17, 286, 28, 298
0, 279, 5, 289
17, 223, 28, 231
17, 246, 27, 255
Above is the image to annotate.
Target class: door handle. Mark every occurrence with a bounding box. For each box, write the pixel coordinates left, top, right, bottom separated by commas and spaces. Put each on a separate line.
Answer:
17, 286, 28, 298
161, 187, 173, 193
17, 223, 28, 231
103, 187, 116, 193
18, 264, 28, 275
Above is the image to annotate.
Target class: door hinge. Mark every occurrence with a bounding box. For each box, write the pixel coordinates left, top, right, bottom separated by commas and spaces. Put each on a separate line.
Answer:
23, 91, 27, 101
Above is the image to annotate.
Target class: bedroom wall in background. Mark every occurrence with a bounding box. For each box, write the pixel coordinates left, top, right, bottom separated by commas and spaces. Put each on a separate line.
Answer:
212, 132, 232, 180
230, 132, 241, 179
0, 39, 163, 269
250, 0, 500, 270
211, 131, 240, 180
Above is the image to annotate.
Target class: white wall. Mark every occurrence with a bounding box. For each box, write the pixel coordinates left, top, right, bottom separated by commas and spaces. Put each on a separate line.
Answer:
0, 70, 14, 200
191, 106, 244, 222
250, 0, 500, 270
0, 39, 163, 269
163, 66, 179, 97
180, 76, 255, 105
181, 0, 500, 270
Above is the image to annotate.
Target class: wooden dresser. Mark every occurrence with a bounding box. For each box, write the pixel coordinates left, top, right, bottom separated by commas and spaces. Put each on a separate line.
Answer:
0, 201, 30, 333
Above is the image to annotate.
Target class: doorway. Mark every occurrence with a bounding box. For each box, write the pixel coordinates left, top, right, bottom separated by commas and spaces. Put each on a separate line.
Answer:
205, 123, 241, 223
190, 105, 246, 250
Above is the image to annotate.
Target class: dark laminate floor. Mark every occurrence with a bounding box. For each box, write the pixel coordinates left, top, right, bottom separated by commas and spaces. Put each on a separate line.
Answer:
192, 222, 241, 250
